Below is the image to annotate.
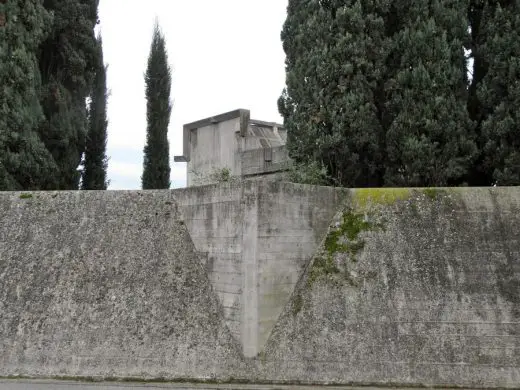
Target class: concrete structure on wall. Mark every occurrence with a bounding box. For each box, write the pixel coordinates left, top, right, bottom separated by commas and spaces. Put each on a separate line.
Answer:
174, 109, 289, 187
1, 184, 520, 388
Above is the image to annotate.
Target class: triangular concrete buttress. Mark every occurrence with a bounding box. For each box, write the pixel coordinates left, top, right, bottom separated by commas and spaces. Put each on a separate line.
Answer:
173, 181, 345, 357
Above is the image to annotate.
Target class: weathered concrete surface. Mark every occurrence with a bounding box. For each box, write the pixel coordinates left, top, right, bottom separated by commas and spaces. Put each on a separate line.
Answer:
262, 187, 520, 388
241, 146, 289, 179
254, 183, 342, 353
0, 191, 246, 380
0, 380, 448, 390
175, 109, 288, 187
172, 184, 244, 343
1, 185, 519, 388
173, 182, 343, 356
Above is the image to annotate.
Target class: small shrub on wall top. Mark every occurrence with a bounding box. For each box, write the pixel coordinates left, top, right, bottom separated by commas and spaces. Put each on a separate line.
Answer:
210, 167, 233, 183
190, 167, 241, 185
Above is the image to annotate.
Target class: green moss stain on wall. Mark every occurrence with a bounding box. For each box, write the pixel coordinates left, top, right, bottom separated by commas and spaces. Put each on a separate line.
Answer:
291, 293, 304, 316
323, 209, 375, 259
307, 253, 340, 287
354, 187, 456, 207
305, 187, 457, 290
307, 206, 385, 287
353, 188, 411, 210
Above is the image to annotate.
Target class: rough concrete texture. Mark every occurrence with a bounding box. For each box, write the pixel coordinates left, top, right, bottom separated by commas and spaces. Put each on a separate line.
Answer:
254, 182, 342, 353
178, 109, 288, 187
262, 187, 520, 388
172, 182, 343, 357
172, 184, 244, 343
0, 191, 246, 380
241, 146, 289, 179
1, 185, 519, 388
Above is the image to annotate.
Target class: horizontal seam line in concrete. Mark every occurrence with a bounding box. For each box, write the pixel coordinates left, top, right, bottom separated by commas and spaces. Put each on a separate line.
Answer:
214, 289, 241, 294
0, 379, 484, 389
221, 305, 240, 310
179, 200, 241, 205
399, 334, 520, 338
397, 320, 520, 324
345, 320, 520, 324
255, 358, 520, 367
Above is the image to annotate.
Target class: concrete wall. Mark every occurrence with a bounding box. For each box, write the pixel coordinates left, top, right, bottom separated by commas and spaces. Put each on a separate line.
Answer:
1, 185, 519, 388
173, 182, 342, 357
261, 187, 520, 388
254, 183, 340, 352
241, 146, 289, 179
242, 123, 285, 152
186, 118, 242, 186
172, 184, 244, 342
0, 190, 245, 380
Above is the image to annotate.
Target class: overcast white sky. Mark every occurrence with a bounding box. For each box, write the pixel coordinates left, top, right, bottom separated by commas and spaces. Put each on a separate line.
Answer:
97, 0, 288, 190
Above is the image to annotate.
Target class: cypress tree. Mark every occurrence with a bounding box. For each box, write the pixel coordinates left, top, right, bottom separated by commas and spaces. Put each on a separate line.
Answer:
142, 21, 172, 190
467, 0, 492, 185
82, 35, 109, 190
474, 1, 520, 185
279, 0, 388, 187
278, 0, 326, 182
38, 0, 100, 189
0, 0, 59, 190
279, 0, 494, 188
384, 0, 476, 186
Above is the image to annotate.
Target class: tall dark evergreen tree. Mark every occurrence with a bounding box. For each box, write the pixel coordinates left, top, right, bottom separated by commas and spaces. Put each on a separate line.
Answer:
279, 0, 389, 187
467, 0, 492, 185
384, 0, 476, 186
82, 35, 109, 190
142, 21, 172, 190
38, 0, 100, 189
278, 0, 325, 181
472, 0, 520, 185
0, 0, 59, 190
280, 0, 478, 187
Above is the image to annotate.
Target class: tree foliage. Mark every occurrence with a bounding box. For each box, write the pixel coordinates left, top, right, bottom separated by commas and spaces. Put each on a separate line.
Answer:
384, 0, 476, 186
81, 34, 109, 190
280, 0, 520, 187
474, 0, 520, 185
279, 0, 388, 187
38, 0, 100, 189
142, 21, 172, 190
0, 0, 59, 190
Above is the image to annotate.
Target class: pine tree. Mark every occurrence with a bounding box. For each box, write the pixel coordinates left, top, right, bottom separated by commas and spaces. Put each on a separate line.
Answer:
0, 0, 59, 190
279, 0, 388, 187
142, 21, 172, 190
82, 35, 109, 190
474, 1, 520, 185
384, 0, 476, 186
38, 0, 100, 189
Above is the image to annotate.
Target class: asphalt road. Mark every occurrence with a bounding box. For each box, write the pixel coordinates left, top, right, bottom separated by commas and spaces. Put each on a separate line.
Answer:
0, 381, 435, 390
